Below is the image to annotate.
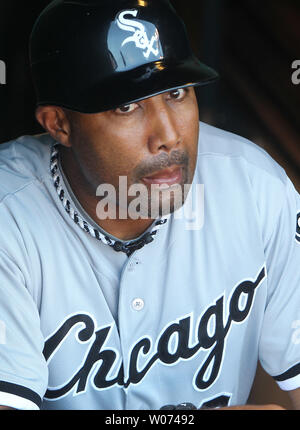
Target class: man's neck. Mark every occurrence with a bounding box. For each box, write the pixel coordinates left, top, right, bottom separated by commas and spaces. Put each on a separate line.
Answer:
59, 146, 154, 241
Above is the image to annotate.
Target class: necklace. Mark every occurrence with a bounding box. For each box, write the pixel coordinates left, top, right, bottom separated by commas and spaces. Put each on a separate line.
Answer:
50, 144, 168, 257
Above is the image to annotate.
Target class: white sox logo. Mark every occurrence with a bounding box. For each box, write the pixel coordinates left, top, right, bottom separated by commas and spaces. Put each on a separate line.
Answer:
116, 10, 159, 59
43, 266, 266, 407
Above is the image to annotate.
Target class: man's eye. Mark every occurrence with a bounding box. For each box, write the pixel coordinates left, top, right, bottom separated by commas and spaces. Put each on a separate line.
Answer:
169, 88, 187, 100
115, 103, 138, 114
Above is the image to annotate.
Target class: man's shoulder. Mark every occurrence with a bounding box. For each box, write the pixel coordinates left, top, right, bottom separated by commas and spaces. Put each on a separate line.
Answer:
0, 133, 54, 202
198, 122, 287, 186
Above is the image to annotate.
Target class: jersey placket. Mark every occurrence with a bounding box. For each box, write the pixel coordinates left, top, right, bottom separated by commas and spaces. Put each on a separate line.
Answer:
117, 251, 145, 395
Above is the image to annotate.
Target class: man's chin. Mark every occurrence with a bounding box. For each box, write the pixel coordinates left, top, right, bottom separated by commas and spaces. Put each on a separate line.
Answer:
130, 184, 190, 219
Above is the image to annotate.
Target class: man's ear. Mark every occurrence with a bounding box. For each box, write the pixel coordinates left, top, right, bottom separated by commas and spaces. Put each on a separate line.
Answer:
35, 106, 72, 148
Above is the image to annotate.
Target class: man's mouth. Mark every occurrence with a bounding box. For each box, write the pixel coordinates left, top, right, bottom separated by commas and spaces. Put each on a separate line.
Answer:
141, 166, 183, 187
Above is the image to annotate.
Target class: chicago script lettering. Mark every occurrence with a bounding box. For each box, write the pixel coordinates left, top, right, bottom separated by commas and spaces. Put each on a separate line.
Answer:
44, 266, 266, 400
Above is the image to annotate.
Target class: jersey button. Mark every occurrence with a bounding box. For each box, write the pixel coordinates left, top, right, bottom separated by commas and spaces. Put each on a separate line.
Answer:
132, 298, 144, 311
128, 259, 141, 272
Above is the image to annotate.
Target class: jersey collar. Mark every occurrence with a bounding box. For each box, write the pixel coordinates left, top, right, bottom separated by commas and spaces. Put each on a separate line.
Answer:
50, 143, 169, 257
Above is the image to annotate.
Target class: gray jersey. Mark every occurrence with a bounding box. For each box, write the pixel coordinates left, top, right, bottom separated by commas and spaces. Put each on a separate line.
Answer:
0, 122, 299, 410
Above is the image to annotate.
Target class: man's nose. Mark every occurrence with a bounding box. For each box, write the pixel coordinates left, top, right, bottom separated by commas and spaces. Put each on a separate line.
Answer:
146, 98, 181, 154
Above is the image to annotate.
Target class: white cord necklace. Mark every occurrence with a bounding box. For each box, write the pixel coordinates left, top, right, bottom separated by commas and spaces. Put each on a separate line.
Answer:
50, 143, 168, 257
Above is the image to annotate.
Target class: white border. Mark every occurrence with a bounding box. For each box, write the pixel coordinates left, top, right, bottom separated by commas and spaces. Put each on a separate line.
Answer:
276, 374, 300, 391
0, 392, 39, 410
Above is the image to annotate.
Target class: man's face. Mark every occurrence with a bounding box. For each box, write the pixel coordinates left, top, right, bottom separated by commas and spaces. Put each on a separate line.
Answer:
65, 86, 199, 219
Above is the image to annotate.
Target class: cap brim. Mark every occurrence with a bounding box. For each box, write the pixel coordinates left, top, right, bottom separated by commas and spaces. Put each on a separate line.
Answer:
66, 57, 219, 113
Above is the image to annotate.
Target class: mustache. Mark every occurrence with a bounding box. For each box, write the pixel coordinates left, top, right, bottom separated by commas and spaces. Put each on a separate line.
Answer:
133, 150, 189, 179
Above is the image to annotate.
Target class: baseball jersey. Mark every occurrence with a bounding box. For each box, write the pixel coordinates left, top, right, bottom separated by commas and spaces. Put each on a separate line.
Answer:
0, 122, 299, 410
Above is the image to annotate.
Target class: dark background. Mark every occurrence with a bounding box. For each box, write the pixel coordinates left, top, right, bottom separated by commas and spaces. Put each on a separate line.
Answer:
0, 0, 299, 408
